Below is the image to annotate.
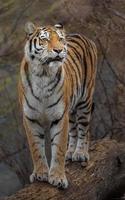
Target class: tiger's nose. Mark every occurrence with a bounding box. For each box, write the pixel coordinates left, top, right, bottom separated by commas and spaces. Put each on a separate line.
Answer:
53, 49, 62, 54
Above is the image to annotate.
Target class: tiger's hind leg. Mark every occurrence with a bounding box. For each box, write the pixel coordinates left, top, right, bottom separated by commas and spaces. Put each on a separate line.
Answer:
72, 100, 91, 163
65, 113, 77, 161
24, 117, 49, 183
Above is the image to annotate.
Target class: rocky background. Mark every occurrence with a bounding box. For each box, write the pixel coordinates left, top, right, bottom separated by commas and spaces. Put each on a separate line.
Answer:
0, 0, 125, 198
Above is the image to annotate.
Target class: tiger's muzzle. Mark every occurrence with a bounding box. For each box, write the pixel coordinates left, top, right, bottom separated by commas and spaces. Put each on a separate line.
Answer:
42, 56, 64, 65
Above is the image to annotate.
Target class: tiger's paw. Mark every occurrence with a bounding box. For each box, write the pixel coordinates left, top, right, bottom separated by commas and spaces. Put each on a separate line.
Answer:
65, 150, 74, 161
30, 170, 48, 183
49, 172, 68, 189
72, 150, 89, 162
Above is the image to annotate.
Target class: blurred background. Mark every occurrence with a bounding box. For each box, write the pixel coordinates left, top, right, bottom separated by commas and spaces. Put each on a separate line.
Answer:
0, 0, 125, 198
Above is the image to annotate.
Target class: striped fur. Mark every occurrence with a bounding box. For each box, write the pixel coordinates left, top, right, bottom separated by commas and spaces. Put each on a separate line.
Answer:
19, 22, 97, 189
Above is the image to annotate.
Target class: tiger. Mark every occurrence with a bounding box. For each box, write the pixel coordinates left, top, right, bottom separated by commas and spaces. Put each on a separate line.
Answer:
19, 22, 97, 189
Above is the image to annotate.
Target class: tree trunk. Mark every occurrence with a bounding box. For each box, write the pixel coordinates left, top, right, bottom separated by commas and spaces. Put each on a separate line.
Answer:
3, 139, 125, 200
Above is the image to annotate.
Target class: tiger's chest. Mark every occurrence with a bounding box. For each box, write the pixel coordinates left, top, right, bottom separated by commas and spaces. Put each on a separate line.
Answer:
31, 75, 50, 99
23, 74, 65, 124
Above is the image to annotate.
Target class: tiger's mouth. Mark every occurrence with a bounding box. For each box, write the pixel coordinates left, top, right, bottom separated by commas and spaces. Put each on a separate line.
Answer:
43, 56, 64, 65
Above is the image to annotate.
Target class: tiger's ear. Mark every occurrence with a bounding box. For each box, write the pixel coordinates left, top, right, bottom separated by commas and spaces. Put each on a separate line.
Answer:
25, 22, 36, 36
54, 23, 64, 29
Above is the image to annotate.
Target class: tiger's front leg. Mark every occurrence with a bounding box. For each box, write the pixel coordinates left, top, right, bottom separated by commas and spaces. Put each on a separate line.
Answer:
49, 112, 69, 189
23, 116, 49, 183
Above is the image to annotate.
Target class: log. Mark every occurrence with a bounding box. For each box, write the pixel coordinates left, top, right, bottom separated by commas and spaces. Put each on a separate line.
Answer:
3, 139, 125, 200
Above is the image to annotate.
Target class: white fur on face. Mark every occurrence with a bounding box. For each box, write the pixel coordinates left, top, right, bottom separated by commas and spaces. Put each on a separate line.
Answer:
39, 30, 50, 40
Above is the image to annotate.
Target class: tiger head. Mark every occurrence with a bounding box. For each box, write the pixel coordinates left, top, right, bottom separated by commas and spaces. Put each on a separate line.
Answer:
24, 22, 67, 68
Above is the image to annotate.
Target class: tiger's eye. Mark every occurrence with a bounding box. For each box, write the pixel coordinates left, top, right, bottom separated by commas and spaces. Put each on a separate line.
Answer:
42, 38, 47, 41
59, 37, 65, 42
39, 38, 47, 45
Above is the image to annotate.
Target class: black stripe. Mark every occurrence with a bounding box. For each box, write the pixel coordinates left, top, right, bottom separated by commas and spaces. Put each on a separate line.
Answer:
68, 50, 81, 80
50, 108, 66, 129
67, 37, 85, 54
40, 73, 57, 90
68, 34, 89, 47
44, 68, 61, 89
34, 38, 38, 50
67, 43, 82, 62
81, 54, 87, 97
29, 39, 32, 52
47, 94, 63, 108
76, 101, 84, 107
66, 57, 79, 93
77, 95, 92, 110
34, 134, 44, 139
78, 35, 92, 51
70, 135, 77, 138
81, 36, 96, 64
37, 131, 45, 139
66, 34, 81, 40
78, 127, 84, 131
77, 116, 86, 121
69, 126, 76, 132
78, 136, 85, 139
83, 110, 91, 115
91, 102, 95, 113
57, 80, 64, 94
25, 115, 42, 127
42, 27, 47, 31
64, 62, 74, 97
25, 67, 41, 102
77, 105, 91, 111
77, 101, 91, 110
36, 32, 39, 37
87, 48, 93, 67
34, 38, 43, 51
64, 62, 76, 110
51, 142, 58, 146
48, 67, 62, 93
83, 95, 91, 104
38, 134, 44, 139
81, 131, 88, 136
35, 50, 39, 54
71, 95, 76, 110
51, 130, 62, 143
69, 119, 74, 123
77, 101, 92, 113
23, 92, 38, 111
79, 121, 89, 127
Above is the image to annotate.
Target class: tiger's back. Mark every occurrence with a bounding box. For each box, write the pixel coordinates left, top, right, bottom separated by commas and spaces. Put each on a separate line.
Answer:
64, 34, 97, 112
